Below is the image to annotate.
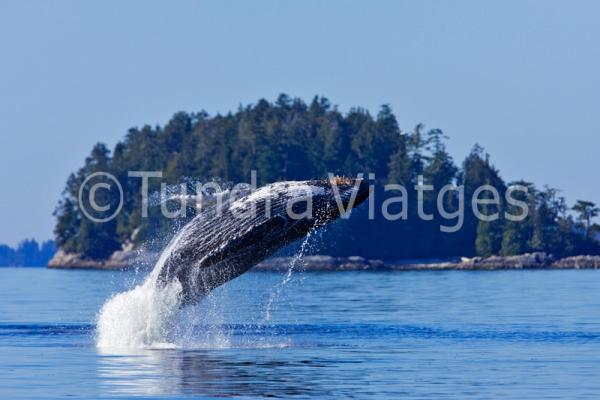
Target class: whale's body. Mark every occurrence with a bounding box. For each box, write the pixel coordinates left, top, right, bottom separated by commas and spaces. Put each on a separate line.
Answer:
156, 178, 369, 305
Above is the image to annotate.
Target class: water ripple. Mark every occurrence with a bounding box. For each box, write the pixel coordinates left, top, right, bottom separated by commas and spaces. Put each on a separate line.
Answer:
2, 322, 599, 343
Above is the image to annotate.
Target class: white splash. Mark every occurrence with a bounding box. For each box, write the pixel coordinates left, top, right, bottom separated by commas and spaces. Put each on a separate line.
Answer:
95, 229, 187, 349
95, 278, 183, 349
95, 180, 321, 350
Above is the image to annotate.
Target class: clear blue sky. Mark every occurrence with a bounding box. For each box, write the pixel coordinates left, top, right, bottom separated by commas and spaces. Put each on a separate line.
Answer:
0, 0, 598, 247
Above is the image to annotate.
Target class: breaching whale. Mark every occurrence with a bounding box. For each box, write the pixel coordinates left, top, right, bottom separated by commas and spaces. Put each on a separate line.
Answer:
156, 178, 369, 305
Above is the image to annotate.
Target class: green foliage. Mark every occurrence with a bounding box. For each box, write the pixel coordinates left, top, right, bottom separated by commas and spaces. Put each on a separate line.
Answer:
54, 94, 600, 260
476, 218, 504, 257
573, 200, 599, 236
572, 200, 600, 253
460, 145, 506, 256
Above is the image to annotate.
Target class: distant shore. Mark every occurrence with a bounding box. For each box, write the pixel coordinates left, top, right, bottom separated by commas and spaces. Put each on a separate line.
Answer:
47, 250, 600, 271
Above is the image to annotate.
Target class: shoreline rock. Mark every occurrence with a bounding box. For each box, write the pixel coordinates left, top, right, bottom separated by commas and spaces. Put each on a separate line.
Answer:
48, 250, 600, 271
47, 248, 158, 270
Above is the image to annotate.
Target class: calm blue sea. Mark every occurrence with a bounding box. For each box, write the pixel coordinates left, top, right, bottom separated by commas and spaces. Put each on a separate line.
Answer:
1, 267, 599, 399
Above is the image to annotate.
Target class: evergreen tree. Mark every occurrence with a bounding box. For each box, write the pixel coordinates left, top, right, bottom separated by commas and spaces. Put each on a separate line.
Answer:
0, 240, 55, 266
52, 94, 597, 260
476, 205, 504, 257
501, 181, 534, 256
459, 145, 506, 256
572, 200, 599, 240
572, 200, 600, 253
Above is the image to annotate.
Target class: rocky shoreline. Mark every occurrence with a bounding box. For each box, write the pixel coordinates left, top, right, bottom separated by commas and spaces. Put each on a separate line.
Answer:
48, 250, 600, 271
256, 253, 600, 271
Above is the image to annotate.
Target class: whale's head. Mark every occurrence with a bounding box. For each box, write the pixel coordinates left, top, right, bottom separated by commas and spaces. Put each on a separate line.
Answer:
285, 177, 370, 226
158, 178, 369, 304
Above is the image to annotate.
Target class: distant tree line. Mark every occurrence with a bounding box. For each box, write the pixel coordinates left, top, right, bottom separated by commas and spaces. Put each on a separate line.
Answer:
54, 94, 600, 260
0, 239, 56, 267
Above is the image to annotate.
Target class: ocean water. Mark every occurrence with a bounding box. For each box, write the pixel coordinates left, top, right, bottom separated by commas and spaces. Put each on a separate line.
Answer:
1, 267, 600, 399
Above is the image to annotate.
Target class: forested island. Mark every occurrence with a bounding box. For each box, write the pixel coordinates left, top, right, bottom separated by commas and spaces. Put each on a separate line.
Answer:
0, 239, 56, 267
52, 95, 600, 267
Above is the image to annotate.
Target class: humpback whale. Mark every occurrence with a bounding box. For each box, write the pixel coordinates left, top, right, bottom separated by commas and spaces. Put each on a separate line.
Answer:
156, 178, 369, 305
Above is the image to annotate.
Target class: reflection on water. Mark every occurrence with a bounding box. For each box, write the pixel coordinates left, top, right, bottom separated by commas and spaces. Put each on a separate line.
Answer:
98, 347, 329, 397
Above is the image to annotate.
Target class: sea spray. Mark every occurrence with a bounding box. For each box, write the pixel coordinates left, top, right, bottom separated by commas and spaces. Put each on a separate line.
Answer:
95, 232, 285, 349
172, 289, 232, 349
95, 178, 366, 349
95, 279, 183, 348
96, 228, 315, 348
96, 229, 188, 349
263, 231, 313, 322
